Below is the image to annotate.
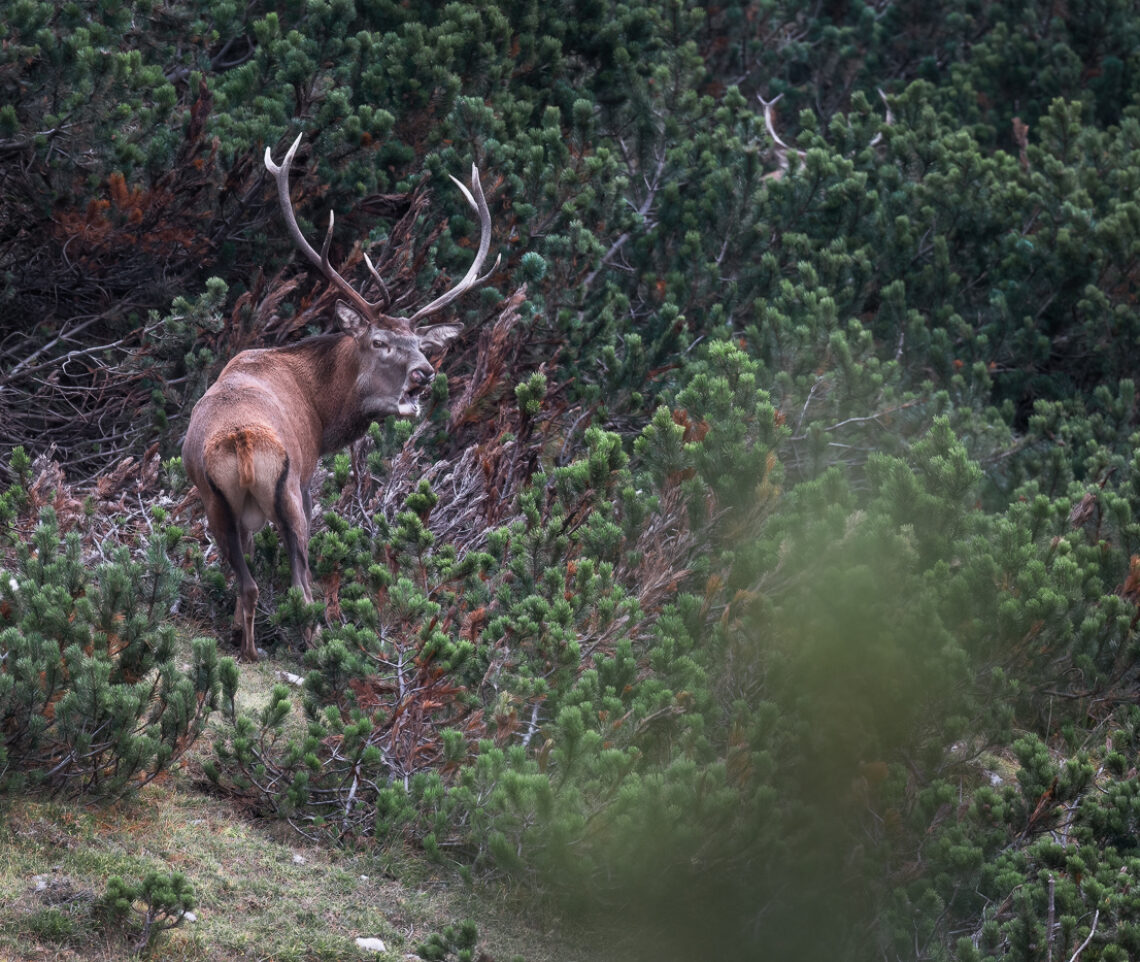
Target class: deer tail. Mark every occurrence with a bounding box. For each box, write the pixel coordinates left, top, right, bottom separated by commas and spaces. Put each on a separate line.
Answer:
233, 429, 258, 488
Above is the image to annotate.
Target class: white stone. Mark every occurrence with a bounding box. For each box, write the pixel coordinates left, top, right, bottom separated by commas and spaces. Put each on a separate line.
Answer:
355, 937, 386, 952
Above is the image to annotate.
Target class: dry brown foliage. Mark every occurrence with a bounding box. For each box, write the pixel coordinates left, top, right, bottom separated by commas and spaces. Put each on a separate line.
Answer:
0, 82, 253, 480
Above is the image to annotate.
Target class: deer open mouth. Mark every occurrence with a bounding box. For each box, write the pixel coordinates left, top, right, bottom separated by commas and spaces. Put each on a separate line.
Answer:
397, 382, 426, 416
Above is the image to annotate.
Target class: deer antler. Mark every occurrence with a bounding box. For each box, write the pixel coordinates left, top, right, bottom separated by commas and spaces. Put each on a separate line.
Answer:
758, 89, 892, 177
408, 164, 501, 325
265, 133, 387, 322
265, 133, 500, 328
757, 93, 805, 177
867, 89, 893, 149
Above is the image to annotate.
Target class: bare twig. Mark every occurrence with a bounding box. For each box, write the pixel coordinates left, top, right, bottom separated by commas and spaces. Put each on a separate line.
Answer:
1047, 873, 1055, 962
1068, 909, 1099, 962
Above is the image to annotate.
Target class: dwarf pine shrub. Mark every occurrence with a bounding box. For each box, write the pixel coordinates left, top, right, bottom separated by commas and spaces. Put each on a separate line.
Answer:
100, 870, 196, 956
0, 508, 224, 797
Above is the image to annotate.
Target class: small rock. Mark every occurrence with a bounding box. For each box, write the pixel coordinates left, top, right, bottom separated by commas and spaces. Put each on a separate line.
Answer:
277, 670, 305, 687
292, 854, 305, 865
359, 874, 369, 882
183, 911, 198, 923
355, 936, 386, 952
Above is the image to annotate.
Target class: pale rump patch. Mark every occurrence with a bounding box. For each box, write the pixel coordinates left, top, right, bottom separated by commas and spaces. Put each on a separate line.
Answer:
205, 425, 287, 502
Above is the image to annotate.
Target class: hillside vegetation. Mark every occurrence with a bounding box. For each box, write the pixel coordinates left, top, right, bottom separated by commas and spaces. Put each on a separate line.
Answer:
4, 1, 1140, 959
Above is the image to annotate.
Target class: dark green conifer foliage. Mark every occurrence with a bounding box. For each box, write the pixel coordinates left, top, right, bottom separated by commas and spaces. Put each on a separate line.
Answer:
0, 509, 224, 797
416, 918, 483, 962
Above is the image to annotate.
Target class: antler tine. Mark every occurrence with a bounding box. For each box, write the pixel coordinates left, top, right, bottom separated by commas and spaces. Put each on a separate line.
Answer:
868, 88, 893, 149
408, 164, 500, 325
757, 92, 811, 179
757, 93, 800, 154
362, 252, 391, 306
318, 208, 335, 267
265, 133, 384, 321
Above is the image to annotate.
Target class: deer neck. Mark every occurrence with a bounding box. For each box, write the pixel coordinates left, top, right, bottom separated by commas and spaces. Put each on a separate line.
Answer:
300, 334, 374, 454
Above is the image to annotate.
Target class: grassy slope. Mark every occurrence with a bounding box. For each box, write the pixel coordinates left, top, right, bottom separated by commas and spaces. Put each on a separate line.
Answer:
0, 644, 615, 962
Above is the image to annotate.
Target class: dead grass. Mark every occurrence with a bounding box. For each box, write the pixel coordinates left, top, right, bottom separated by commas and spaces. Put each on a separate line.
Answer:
0, 642, 616, 962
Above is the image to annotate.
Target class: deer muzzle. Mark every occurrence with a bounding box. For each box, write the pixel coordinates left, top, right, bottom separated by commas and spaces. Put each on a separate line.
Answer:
396, 364, 435, 417
407, 366, 433, 391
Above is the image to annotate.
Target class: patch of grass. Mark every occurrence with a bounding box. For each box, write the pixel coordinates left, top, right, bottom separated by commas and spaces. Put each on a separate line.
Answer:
19, 905, 83, 944
0, 640, 615, 962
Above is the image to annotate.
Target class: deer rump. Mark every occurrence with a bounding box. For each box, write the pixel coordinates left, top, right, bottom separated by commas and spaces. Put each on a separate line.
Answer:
184, 342, 325, 558
203, 423, 289, 536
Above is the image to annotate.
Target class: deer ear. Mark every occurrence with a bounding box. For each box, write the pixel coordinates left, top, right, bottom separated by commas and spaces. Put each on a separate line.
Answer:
335, 300, 369, 337
417, 323, 462, 352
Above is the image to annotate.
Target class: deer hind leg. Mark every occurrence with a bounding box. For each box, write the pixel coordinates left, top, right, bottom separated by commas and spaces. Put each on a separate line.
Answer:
275, 470, 317, 648
233, 550, 260, 663
204, 487, 261, 662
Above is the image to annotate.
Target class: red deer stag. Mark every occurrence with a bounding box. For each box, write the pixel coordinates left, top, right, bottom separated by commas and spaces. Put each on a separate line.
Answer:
183, 133, 497, 661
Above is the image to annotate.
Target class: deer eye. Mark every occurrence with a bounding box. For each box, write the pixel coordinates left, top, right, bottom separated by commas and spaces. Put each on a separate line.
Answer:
371, 335, 390, 352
